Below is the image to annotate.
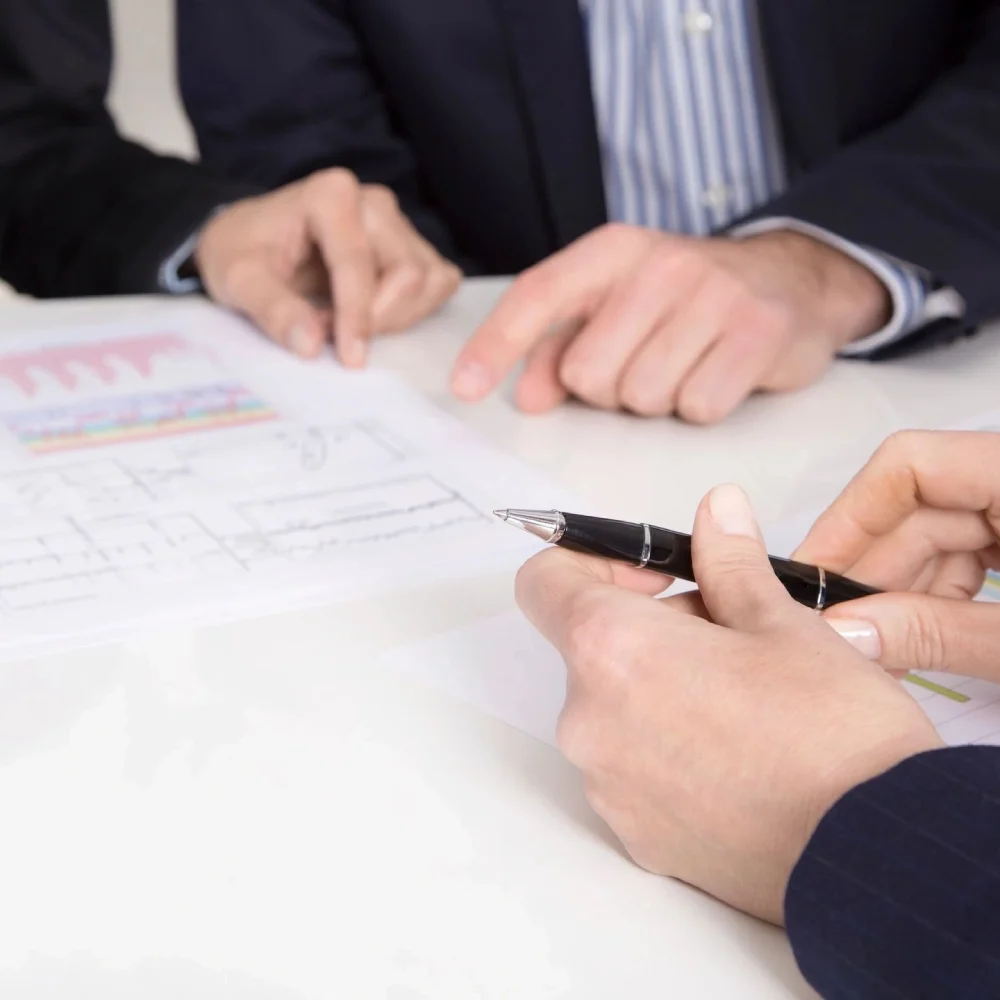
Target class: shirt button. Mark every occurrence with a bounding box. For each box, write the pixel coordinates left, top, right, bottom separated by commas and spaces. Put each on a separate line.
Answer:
684, 9, 715, 35
702, 185, 731, 210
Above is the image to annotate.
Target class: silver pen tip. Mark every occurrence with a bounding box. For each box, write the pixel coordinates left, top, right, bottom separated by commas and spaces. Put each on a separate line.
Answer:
493, 508, 566, 544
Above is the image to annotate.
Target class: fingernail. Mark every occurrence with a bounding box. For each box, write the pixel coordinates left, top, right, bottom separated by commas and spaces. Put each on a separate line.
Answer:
826, 619, 882, 661
708, 484, 758, 539
290, 326, 316, 358
452, 362, 493, 400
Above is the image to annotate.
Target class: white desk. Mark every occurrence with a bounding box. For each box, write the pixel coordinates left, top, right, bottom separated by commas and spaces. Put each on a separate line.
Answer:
0, 282, 997, 999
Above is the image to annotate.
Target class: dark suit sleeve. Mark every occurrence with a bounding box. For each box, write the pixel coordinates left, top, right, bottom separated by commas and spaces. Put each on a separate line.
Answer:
785, 746, 1000, 1000
754, 4, 1000, 330
0, 0, 259, 298
176, 0, 460, 264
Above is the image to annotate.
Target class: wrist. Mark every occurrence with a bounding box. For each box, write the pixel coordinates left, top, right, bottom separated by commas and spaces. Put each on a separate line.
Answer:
798, 729, 945, 861
749, 231, 892, 348
193, 201, 248, 299
192, 207, 229, 285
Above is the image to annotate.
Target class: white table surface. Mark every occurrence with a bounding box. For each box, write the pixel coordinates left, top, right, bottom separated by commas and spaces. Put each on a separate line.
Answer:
0, 281, 997, 999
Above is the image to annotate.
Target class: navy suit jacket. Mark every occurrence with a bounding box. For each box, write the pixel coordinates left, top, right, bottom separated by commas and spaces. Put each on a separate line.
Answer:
787, 746, 1000, 998
0, 0, 256, 297
179, 0, 1000, 345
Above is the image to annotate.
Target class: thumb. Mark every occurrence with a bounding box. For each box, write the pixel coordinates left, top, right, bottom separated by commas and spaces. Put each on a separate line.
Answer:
825, 594, 1000, 682
693, 484, 797, 632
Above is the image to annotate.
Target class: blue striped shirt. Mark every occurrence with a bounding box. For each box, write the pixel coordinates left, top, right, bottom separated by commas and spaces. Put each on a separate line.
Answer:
579, 0, 964, 354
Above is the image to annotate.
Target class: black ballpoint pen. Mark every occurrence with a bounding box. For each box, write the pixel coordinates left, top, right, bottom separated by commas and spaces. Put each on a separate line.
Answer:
494, 509, 880, 611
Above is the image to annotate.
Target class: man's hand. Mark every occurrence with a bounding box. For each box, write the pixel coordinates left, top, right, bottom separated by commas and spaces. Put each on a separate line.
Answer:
195, 169, 462, 367
452, 225, 890, 423
515, 484, 940, 924
794, 430, 1000, 679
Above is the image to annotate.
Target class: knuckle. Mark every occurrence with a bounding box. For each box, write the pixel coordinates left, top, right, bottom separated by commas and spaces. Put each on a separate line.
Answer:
443, 262, 464, 292
427, 261, 461, 299
709, 270, 745, 303
676, 387, 727, 425
582, 779, 612, 819
710, 547, 762, 577
558, 356, 614, 409
394, 262, 427, 296
620, 382, 670, 419
596, 222, 641, 247
514, 263, 555, 302
583, 786, 656, 868
868, 431, 924, 502
565, 591, 634, 677
262, 301, 300, 340
904, 604, 949, 670
650, 242, 707, 282
310, 168, 360, 201
363, 183, 400, 211
876, 430, 919, 465
729, 297, 787, 337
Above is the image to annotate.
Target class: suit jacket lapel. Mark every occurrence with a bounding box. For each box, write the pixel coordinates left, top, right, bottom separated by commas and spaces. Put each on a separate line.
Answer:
490, 0, 608, 248
756, 0, 838, 172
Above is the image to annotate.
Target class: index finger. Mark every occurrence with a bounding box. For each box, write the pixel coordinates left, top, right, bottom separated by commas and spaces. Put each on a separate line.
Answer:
514, 547, 670, 653
450, 227, 640, 401
305, 170, 376, 369
794, 431, 1000, 571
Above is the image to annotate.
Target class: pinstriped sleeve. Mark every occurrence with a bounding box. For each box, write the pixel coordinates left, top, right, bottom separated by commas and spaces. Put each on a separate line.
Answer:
785, 746, 1000, 1000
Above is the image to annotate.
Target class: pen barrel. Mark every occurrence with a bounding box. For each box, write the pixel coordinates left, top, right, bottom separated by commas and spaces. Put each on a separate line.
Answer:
765, 556, 828, 607
759, 556, 881, 609
560, 516, 695, 577
559, 514, 879, 609
817, 568, 881, 608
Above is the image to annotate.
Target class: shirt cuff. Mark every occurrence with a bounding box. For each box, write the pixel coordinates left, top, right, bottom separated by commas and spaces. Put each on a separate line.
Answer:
158, 226, 204, 295
730, 217, 966, 357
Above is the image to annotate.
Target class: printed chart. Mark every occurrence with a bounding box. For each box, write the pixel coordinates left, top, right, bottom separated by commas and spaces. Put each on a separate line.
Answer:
0, 333, 275, 455
5, 384, 275, 455
0, 333, 190, 396
0, 316, 558, 657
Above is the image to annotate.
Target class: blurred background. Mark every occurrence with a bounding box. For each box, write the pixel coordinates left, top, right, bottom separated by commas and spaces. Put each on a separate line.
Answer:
1, 0, 191, 300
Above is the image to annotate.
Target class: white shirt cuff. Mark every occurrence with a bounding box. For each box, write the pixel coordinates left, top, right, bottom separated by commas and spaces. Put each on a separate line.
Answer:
730, 217, 966, 357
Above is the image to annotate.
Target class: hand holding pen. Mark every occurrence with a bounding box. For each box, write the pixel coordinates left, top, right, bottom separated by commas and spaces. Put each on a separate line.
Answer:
512, 482, 941, 926
495, 507, 879, 611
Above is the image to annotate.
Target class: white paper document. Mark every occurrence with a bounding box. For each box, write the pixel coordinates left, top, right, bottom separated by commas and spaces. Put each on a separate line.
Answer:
0, 309, 568, 658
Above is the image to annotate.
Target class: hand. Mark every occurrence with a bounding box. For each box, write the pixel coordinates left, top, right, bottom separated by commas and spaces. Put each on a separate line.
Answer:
195, 169, 462, 367
515, 484, 940, 924
451, 225, 890, 423
794, 430, 1000, 679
